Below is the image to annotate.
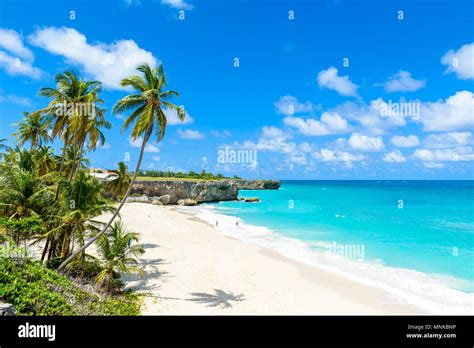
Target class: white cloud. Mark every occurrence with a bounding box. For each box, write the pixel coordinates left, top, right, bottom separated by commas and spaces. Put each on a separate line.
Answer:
298, 142, 314, 153
201, 156, 208, 164
419, 90, 474, 131
29, 27, 157, 90
424, 132, 472, 149
210, 130, 231, 138
177, 129, 204, 139
382, 150, 406, 163
161, 0, 193, 10
348, 133, 384, 152
239, 126, 296, 153
391, 135, 420, 148
163, 107, 194, 125
274, 95, 317, 115
0, 51, 43, 79
317, 66, 358, 97
97, 142, 111, 150
0, 92, 32, 106
382, 71, 426, 92
441, 43, 474, 80
413, 147, 474, 162
312, 148, 364, 162
129, 136, 160, 152
284, 111, 351, 136
152, 155, 160, 161
0, 28, 34, 61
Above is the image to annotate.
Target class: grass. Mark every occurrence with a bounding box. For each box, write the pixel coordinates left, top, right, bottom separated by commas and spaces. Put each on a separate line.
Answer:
137, 176, 219, 182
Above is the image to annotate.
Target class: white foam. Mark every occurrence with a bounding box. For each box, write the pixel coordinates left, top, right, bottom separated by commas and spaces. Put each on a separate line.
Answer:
180, 204, 474, 315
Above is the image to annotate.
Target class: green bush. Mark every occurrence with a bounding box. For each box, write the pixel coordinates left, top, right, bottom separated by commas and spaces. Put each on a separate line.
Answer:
0, 257, 141, 315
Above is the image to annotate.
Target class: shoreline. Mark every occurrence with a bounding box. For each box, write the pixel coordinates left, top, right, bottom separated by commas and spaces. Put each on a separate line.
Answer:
100, 203, 431, 315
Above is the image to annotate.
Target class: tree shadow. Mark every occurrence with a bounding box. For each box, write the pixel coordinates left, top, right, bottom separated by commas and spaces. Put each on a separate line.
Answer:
187, 289, 245, 308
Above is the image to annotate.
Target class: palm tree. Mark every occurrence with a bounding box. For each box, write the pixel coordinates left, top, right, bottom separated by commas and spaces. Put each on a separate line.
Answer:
12, 112, 51, 149
94, 221, 144, 293
33, 145, 56, 177
43, 171, 114, 261
0, 162, 55, 219
37, 71, 103, 192
106, 162, 131, 200
59, 63, 183, 270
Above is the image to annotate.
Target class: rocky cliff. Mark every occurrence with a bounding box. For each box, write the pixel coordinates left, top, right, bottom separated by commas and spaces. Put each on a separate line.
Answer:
130, 180, 238, 204
231, 179, 280, 190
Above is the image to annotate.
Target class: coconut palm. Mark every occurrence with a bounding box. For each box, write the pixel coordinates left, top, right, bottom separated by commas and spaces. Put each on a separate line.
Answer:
0, 162, 55, 219
44, 171, 114, 261
59, 63, 183, 270
37, 71, 102, 188
34, 145, 56, 177
106, 162, 131, 200
94, 221, 144, 293
12, 112, 51, 149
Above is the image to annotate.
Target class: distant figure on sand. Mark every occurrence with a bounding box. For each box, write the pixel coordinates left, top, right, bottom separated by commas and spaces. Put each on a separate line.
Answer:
236, 219, 239, 227
216, 220, 218, 227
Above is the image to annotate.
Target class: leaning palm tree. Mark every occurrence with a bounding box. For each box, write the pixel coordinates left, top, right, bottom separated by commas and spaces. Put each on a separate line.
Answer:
59, 63, 183, 270
94, 221, 144, 293
12, 112, 51, 149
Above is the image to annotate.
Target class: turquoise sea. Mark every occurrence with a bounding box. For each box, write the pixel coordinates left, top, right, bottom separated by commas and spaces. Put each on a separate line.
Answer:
198, 180, 474, 313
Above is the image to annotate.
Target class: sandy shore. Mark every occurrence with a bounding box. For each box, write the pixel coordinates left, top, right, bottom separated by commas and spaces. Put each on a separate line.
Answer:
98, 203, 425, 315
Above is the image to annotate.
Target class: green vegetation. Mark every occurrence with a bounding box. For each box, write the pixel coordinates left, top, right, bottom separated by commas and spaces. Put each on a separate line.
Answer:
0, 257, 141, 315
0, 63, 186, 315
136, 170, 240, 181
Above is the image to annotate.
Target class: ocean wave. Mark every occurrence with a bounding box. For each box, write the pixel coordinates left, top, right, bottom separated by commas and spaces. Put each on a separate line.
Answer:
181, 205, 474, 315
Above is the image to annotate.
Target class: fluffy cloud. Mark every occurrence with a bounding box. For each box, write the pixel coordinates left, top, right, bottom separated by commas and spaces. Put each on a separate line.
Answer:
163, 107, 194, 125
312, 148, 364, 162
382, 71, 426, 92
419, 90, 473, 131
0, 28, 43, 79
177, 129, 204, 139
317, 66, 358, 97
161, 0, 194, 10
413, 147, 474, 162
441, 43, 474, 80
0, 92, 32, 106
0, 29, 34, 61
391, 134, 420, 148
211, 130, 231, 138
382, 150, 406, 163
274, 95, 317, 116
424, 132, 472, 149
240, 126, 296, 153
29, 27, 157, 90
284, 112, 351, 136
129, 137, 160, 152
348, 133, 384, 152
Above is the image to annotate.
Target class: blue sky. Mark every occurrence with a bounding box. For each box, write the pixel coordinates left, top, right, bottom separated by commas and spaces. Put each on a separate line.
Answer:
0, 0, 473, 179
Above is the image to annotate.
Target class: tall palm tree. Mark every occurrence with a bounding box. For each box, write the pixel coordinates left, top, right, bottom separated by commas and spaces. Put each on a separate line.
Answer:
37, 71, 103, 194
94, 221, 144, 293
59, 63, 183, 270
106, 162, 131, 200
12, 112, 51, 149
34, 145, 56, 177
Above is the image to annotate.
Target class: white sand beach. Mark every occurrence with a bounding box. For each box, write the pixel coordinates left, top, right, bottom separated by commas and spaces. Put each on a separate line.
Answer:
98, 203, 425, 315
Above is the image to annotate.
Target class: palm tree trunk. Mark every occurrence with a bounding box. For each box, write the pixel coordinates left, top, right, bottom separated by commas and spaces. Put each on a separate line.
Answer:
68, 143, 78, 181
58, 131, 150, 271
55, 137, 68, 200
72, 138, 86, 182
40, 235, 51, 263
